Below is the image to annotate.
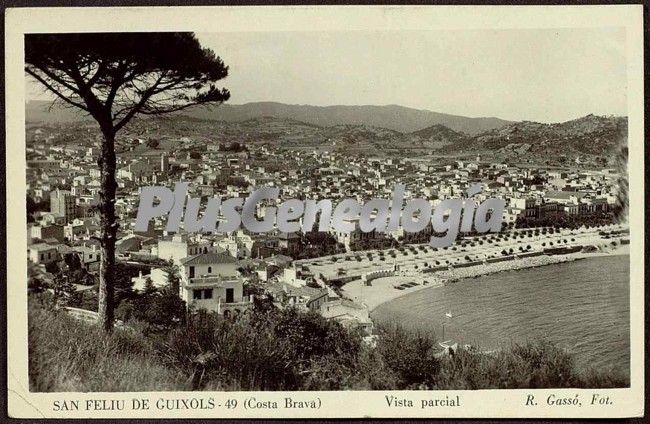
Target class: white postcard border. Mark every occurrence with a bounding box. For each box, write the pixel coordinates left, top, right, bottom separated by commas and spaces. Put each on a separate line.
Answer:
5, 5, 644, 419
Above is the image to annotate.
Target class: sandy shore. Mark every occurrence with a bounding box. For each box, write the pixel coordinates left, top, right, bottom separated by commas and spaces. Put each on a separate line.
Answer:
342, 243, 629, 312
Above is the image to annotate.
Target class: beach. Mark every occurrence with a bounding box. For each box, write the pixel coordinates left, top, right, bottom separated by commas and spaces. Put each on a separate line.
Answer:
342, 242, 629, 312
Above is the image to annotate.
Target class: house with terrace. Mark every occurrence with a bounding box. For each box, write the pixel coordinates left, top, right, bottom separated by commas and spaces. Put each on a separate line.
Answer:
179, 252, 251, 316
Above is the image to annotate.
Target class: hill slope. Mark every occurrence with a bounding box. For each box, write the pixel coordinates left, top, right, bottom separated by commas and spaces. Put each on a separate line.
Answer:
442, 114, 627, 157
184, 102, 511, 135
26, 101, 626, 161
26, 100, 511, 135
411, 124, 470, 149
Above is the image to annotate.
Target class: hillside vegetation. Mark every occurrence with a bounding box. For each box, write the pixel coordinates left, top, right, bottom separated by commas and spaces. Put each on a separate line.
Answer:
29, 296, 628, 392
27, 103, 627, 163
446, 114, 628, 157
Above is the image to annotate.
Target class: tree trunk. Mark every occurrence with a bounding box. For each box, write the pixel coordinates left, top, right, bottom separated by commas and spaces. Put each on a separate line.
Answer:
97, 128, 118, 333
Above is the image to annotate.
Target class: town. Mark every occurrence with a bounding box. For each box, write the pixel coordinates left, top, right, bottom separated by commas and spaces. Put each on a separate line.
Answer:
26, 116, 628, 336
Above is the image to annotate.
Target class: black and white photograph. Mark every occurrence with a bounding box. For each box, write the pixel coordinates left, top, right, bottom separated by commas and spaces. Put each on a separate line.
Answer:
6, 5, 644, 419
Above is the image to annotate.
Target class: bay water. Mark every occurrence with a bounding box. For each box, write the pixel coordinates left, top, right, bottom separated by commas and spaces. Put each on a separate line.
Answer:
372, 255, 630, 378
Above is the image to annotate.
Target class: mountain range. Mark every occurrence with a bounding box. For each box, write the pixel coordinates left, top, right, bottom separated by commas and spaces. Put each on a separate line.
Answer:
26, 100, 510, 135
26, 100, 627, 164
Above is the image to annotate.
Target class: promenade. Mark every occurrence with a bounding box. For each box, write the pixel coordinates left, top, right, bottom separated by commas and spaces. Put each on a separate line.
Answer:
292, 224, 629, 311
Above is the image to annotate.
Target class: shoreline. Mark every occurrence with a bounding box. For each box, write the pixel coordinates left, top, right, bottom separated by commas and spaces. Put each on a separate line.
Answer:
342, 244, 629, 313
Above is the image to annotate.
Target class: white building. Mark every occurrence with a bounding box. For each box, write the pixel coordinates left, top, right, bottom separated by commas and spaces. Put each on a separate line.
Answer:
131, 268, 170, 292
158, 234, 218, 265
178, 252, 249, 315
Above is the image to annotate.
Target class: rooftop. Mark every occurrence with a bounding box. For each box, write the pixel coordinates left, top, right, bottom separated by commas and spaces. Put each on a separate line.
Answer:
180, 252, 238, 266
29, 243, 58, 251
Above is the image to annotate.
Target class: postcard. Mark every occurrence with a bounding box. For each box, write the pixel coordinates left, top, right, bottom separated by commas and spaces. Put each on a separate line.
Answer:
5, 5, 644, 419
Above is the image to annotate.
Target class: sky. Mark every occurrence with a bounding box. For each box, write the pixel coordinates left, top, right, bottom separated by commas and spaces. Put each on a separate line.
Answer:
26, 28, 627, 123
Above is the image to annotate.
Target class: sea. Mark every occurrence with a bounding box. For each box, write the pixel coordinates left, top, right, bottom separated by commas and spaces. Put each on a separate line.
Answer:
372, 254, 630, 378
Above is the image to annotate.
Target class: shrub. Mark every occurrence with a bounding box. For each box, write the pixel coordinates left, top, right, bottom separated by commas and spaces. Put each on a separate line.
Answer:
164, 310, 302, 390
28, 300, 185, 392
375, 323, 440, 389
29, 299, 629, 392
434, 340, 627, 389
164, 307, 362, 390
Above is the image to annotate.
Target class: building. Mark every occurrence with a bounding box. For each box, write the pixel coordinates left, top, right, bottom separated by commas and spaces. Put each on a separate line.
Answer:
510, 197, 537, 219
333, 217, 386, 251
158, 234, 218, 265
215, 231, 254, 259
30, 223, 65, 242
267, 282, 329, 312
50, 189, 76, 223
538, 201, 563, 219
131, 268, 170, 292
28, 243, 59, 265
74, 244, 101, 272
320, 299, 373, 335
278, 232, 301, 250
63, 218, 97, 241
179, 252, 249, 314
544, 190, 587, 205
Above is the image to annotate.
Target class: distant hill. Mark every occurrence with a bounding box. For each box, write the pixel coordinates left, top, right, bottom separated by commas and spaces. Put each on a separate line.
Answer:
26, 100, 511, 135
442, 114, 627, 157
26, 101, 626, 162
183, 102, 511, 135
26, 101, 93, 124
411, 124, 470, 149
